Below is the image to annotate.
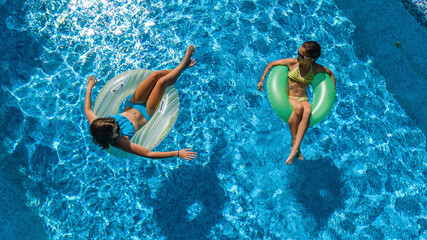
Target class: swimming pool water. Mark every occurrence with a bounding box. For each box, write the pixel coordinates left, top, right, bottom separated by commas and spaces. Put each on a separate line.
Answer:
1, 0, 426, 239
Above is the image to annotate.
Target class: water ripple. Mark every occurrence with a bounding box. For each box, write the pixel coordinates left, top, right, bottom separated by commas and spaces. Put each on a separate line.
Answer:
2, 0, 425, 239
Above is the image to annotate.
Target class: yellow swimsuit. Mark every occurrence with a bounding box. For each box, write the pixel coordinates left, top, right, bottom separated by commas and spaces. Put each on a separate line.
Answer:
287, 64, 314, 102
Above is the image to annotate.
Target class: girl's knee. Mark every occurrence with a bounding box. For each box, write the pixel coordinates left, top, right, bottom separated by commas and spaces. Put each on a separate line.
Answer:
150, 71, 160, 79
157, 77, 168, 87
302, 109, 311, 119
293, 105, 304, 116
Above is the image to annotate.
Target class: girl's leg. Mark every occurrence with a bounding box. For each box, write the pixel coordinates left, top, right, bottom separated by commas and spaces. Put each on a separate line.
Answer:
285, 100, 311, 164
288, 98, 303, 145
131, 70, 172, 103
146, 45, 196, 116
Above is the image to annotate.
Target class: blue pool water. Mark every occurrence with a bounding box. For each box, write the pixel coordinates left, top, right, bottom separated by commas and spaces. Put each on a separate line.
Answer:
1, 0, 426, 239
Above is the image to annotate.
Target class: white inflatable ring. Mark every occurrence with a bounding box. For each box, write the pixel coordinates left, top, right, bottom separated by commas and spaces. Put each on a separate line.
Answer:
93, 69, 179, 158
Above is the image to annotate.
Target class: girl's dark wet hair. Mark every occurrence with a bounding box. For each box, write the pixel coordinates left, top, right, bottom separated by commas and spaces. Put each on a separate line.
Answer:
302, 41, 321, 60
90, 118, 117, 149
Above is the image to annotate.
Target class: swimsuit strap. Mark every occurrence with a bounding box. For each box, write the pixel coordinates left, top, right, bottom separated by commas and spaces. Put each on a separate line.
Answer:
307, 63, 314, 76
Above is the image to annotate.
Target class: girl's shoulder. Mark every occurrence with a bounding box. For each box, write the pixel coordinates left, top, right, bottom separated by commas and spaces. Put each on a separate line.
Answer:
286, 58, 298, 67
312, 63, 333, 75
271, 58, 297, 68
288, 58, 298, 64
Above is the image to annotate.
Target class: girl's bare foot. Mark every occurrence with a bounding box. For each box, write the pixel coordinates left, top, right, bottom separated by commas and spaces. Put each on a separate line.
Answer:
298, 150, 304, 160
182, 45, 196, 68
285, 147, 298, 164
289, 138, 303, 161
185, 59, 197, 69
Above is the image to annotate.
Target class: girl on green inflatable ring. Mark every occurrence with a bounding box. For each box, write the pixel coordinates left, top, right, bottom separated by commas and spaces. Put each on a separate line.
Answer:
257, 41, 336, 164
84, 46, 197, 161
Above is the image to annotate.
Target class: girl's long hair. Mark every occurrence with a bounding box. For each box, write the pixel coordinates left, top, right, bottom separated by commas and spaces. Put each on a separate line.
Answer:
90, 118, 117, 149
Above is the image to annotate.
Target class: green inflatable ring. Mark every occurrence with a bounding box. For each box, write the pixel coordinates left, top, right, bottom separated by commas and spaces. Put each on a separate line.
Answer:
93, 69, 179, 158
266, 65, 335, 126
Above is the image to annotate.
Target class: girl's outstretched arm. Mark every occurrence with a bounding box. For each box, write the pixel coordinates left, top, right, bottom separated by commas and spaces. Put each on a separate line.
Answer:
84, 76, 99, 124
115, 138, 197, 161
257, 58, 293, 92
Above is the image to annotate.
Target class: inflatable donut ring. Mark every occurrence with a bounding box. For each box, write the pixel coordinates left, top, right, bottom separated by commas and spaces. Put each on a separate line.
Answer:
267, 65, 335, 126
94, 69, 179, 158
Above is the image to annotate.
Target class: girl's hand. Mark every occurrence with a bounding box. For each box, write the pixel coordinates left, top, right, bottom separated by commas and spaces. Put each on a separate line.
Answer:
87, 76, 98, 89
178, 149, 197, 161
257, 81, 264, 92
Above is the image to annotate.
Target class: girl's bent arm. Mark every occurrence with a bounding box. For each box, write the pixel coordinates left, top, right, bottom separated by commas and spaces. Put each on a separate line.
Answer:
84, 76, 98, 124
260, 59, 290, 79
258, 58, 293, 92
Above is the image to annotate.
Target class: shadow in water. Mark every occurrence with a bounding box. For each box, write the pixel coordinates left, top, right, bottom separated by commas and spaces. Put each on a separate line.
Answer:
288, 158, 345, 229
0, 0, 42, 87
0, 1, 46, 239
334, 0, 427, 136
0, 138, 51, 239
151, 164, 228, 240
